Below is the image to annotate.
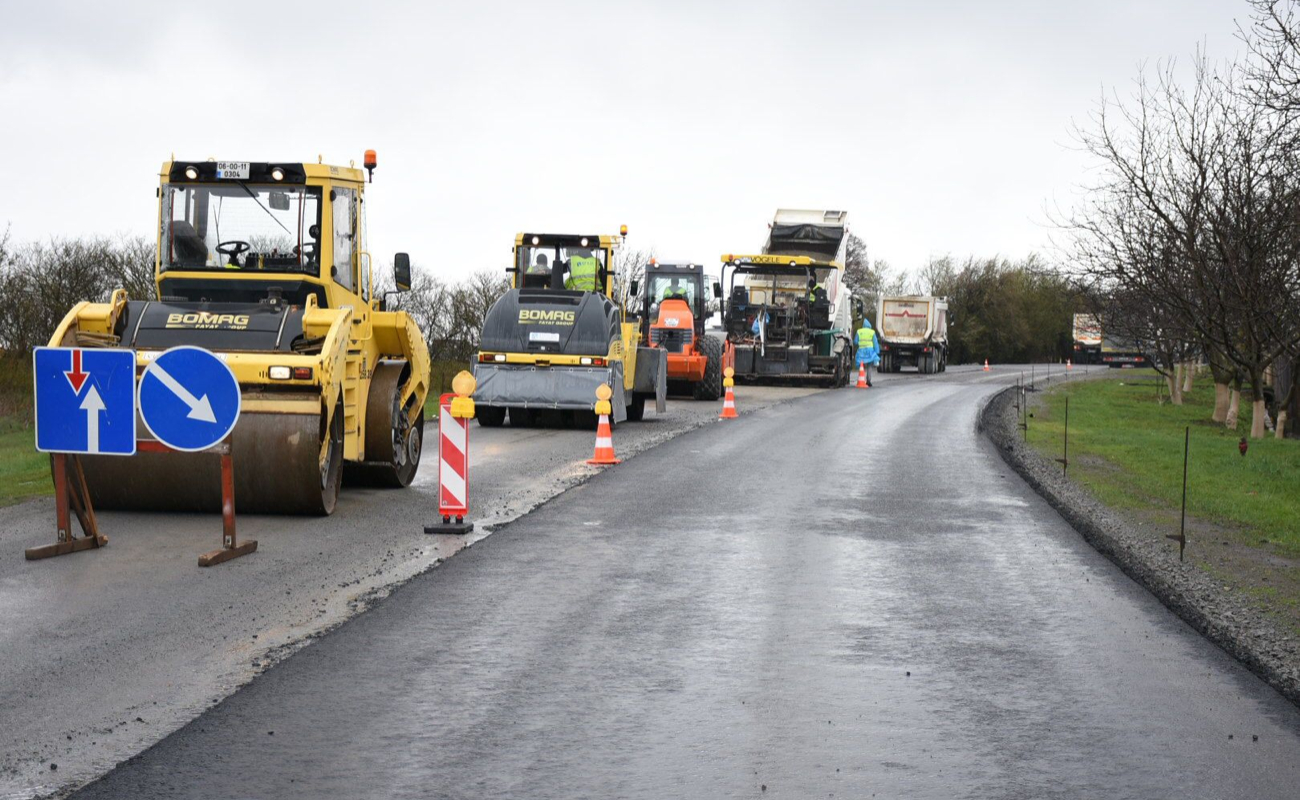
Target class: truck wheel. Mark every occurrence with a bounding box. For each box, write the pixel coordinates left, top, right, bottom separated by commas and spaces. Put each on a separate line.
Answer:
692, 336, 724, 401
626, 393, 646, 421
477, 405, 506, 427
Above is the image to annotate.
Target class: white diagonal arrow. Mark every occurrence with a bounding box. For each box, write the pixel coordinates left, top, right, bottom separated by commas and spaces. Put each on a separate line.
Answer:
147, 363, 217, 423
80, 384, 105, 453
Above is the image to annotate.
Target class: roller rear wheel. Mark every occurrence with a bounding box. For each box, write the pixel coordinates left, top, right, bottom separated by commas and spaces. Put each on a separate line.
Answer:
318, 400, 344, 515
351, 362, 423, 487
477, 406, 506, 427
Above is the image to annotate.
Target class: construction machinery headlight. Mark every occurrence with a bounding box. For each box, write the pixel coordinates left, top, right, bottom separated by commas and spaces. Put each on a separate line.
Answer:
270, 166, 285, 181
580, 237, 589, 247
531, 236, 540, 245
184, 165, 199, 180
478, 353, 507, 363
579, 357, 607, 366
269, 366, 314, 380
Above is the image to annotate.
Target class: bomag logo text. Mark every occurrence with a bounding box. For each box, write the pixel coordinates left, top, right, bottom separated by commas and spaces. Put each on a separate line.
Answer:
518, 309, 576, 326
165, 313, 251, 330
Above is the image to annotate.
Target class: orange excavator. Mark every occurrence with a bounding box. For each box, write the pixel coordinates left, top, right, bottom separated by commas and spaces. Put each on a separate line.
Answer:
636, 261, 730, 400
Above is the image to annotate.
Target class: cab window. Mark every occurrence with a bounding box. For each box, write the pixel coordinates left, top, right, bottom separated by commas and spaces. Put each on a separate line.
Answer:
332, 187, 356, 291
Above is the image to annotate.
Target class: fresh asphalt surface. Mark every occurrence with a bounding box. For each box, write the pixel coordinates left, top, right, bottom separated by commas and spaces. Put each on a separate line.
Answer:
67, 366, 1300, 799
0, 382, 821, 798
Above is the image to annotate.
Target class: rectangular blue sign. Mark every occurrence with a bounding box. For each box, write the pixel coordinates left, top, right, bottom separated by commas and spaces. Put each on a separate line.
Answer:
33, 347, 137, 456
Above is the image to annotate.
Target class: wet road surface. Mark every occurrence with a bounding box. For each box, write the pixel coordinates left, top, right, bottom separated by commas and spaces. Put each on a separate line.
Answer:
0, 384, 824, 797
70, 367, 1300, 799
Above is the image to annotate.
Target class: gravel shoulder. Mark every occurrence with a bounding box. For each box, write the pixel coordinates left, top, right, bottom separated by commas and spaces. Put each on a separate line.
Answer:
981, 376, 1300, 708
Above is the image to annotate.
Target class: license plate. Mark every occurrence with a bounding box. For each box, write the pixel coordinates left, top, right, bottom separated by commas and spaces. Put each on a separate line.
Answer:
215, 161, 250, 180
529, 332, 560, 343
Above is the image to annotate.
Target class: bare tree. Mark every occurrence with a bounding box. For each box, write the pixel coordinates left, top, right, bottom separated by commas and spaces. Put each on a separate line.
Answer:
1065, 52, 1300, 436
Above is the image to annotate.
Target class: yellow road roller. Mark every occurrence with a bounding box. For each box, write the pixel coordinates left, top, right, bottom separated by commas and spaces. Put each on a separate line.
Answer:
48, 153, 431, 514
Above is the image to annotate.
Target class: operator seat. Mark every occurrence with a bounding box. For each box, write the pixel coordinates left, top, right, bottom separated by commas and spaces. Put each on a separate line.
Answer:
809, 286, 831, 329
726, 285, 750, 338
170, 221, 207, 265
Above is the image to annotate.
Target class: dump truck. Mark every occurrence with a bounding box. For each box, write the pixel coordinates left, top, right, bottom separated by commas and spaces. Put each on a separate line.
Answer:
473, 230, 666, 426
876, 295, 949, 373
1100, 334, 1150, 368
1072, 313, 1103, 364
719, 210, 857, 387
636, 261, 728, 400
48, 154, 431, 515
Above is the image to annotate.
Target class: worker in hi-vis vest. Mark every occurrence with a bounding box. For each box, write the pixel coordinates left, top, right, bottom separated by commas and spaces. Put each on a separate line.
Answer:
855, 318, 880, 386
565, 248, 600, 292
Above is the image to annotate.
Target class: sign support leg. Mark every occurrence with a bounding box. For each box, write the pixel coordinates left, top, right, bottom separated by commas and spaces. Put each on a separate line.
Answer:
198, 442, 257, 567
25, 454, 109, 560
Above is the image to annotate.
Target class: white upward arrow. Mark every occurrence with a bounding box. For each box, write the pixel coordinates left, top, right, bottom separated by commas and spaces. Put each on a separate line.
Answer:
148, 364, 217, 423
80, 385, 106, 453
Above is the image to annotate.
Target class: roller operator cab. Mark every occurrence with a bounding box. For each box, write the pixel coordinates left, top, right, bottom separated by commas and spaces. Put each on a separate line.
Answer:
638, 262, 729, 401
48, 155, 432, 515
473, 230, 666, 427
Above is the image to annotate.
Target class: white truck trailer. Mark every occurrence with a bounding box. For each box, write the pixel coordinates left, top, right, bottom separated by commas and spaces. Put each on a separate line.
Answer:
876, 295, 949, 374
1072, 313, 1103, 365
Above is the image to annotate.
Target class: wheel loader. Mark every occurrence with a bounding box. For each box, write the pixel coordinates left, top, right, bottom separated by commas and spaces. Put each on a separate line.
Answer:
473, 230, 666, 427
635, 261, 729, 401
47, 154, 431, 514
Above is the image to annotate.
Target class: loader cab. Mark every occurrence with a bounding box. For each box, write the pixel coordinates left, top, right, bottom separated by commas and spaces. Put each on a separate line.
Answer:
511, 233, 614, 296
641, 263, 713, 340
156, 160, 372, 310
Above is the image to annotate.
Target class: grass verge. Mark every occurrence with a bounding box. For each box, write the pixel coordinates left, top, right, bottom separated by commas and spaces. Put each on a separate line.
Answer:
1027, 370, 1300, 633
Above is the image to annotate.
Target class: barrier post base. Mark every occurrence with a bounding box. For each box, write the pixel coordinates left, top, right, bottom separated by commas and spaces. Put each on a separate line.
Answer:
425, 515, 473, 535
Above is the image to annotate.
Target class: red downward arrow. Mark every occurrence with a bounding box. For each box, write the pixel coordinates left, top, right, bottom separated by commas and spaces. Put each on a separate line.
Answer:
65, 349, 89, 394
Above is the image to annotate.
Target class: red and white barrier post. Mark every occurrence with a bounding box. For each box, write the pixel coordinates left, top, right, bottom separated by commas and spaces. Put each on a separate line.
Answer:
425, 371, 476, 535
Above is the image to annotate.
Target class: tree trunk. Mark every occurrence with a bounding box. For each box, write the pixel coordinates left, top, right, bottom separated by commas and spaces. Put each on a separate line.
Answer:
1226, 388, 1241, 430
1212, 382, 1230, 422
1165, 371, 1184, 405
1251, 399, 1267, 439
1182, 361, 1195, 393
1277, 410, 1289, 440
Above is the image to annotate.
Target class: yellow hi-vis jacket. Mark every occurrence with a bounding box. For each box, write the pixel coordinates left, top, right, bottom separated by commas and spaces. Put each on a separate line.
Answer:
565, 256, 599, 292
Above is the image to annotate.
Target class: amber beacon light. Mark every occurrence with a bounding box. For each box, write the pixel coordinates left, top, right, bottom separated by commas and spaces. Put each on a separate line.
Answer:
364, 149, 377, 182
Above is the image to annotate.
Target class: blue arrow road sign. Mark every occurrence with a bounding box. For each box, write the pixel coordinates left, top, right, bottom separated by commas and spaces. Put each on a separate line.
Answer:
138, 346, 241, 452
34, 347, 137, 456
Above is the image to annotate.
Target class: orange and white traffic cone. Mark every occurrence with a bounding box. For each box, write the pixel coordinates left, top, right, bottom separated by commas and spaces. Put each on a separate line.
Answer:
983, 359, 990, 372
587, 413, 620, 465
1067, 358, 1073, 370
856, 362, 868, 389
587, 384, 621, 465
720, 367, 739, 419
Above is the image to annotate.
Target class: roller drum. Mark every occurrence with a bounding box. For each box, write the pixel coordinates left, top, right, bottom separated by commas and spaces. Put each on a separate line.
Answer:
80, 410, 336, 515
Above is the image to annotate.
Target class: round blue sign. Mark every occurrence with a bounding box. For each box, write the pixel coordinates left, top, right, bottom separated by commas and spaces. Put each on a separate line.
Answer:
138, 346, 241, 452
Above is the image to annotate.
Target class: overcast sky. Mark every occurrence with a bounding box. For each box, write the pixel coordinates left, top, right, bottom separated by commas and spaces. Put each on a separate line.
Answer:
0, 0, 1248, 284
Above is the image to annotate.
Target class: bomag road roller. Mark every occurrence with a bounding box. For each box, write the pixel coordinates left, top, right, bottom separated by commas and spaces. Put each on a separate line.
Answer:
473, 230, 665, 427
720, 209, 859, 387
636, 261, 729, 401
48, 154, 431, 514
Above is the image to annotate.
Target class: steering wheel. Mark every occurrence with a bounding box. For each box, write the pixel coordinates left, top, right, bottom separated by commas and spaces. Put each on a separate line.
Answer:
217, 241, 251, 262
